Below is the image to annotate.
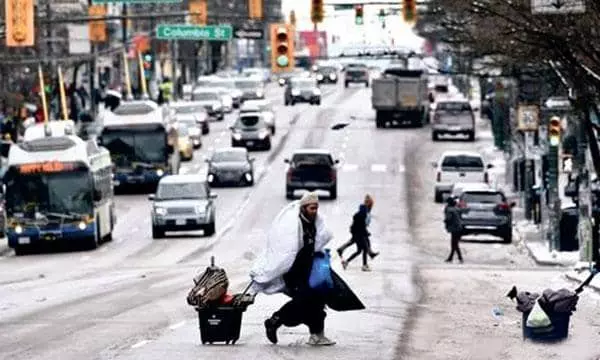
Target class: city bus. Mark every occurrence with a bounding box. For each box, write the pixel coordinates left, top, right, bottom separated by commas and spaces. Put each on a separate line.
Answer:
97, 100, 180, 192
5, 122, 115, 255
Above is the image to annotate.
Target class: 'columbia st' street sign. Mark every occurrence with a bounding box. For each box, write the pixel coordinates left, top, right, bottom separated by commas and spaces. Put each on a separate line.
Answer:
156, 24, 233, 41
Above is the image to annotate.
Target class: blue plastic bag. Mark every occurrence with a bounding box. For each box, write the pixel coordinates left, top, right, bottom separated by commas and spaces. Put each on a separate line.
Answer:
309, 249, 334, 292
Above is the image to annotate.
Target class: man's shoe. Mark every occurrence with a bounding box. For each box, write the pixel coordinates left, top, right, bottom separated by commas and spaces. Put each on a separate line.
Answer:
445, 258, 452, 263
264, 317, 279, 344
336, 248, 343, 258
307, 333, 336, 346
361, 264, 371, 272
342, 260, 349, 270
369, 251, 379, 259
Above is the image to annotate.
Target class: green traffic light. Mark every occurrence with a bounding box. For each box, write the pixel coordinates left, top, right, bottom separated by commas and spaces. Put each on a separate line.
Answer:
276, 55, 289, 67
355, 17, 363, 25
144, 54, 152, 62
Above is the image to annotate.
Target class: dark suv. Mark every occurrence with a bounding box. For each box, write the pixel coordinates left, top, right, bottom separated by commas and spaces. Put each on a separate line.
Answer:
285, 149, 339, 199
456, 189, 515, 243
344, 65, 369, 87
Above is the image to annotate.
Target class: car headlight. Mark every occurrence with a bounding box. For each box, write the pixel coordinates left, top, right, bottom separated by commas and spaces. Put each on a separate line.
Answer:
313, 88, 322, 95
155, 207, 167, 216
245, 173, 253, 182
195, 205, 205, 215
233, 132, 242, 140
223, 96, 233, 106
258, 129, 269, 139
213, 103, 222, 110
329, 73, 337, 79
15, 224, 23, 234
256, 89, 264, 97
207, 174, 214, 182
291, 89, 300, 96
278, 78, 285, 85
156, 168, 164, 176
317, 74, 324, 80
78, 221, 87, 230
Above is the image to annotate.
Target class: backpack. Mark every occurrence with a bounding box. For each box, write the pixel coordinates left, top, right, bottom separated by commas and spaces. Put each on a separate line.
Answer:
186, 257, 229, 307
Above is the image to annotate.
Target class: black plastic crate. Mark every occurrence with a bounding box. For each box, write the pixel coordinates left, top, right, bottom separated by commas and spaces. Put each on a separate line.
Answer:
521, 311, 571, 341
197, 306, 246, 345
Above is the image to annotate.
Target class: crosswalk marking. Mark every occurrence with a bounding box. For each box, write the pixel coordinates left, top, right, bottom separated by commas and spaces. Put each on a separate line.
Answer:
371, 164, 387, 172
398, 165, 406, 173
342, 163, 359, 172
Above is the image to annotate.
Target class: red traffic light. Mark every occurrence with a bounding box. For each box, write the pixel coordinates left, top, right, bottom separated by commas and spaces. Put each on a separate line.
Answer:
355, 4, 363, 15
549, 117, 561, 135
276, 27, 288, 41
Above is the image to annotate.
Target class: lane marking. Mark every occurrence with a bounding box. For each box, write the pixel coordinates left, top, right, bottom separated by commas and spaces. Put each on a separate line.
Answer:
342, 164, 359, 172
398, 165, 406, 173
169, 321, 186, 330
341, 143, 347, 149
131, 340, 150, 349
371, 164, 387, 172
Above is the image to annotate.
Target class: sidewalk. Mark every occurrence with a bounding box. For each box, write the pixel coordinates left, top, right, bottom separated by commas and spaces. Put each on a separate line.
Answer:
0, 237, 9, 257
564, 267, 600, 293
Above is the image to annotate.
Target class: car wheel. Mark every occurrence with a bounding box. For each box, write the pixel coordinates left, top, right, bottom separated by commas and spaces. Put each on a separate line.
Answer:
467, 131, 475, 142
284, 98, 289, 106
365, 81, 369, 87
204, 221, 216, 236
264, 138, 272, 150
290, 100, 295, 106
434, 191, 443, 203
344, 82, 349, 88
202, 127, 209, 135
152, 226, 165, 239
432, 131, 439, 141
271, 126, 276, 135
316, 99, 321, 105
85, 221, 100, 250
329, 185, 337, 199
502, 228, 513, 243
14, 245, 30, 256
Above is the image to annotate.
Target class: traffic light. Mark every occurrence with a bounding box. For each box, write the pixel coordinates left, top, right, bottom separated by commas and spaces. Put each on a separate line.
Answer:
89, 5, 107, 43
189, 0, 207, 25
269, 23, 295, 73
311, 0, 324, 24
248, 0, 263, 20
142, 53, 153, 79
355, 4, 363, 25
549, 116, 561, 147
290, 10, 296, 26
5, 0, 34, 47
403, 0, 417, 23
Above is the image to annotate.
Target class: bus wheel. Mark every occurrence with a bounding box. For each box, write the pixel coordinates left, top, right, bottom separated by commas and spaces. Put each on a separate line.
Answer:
14, 245, 29, 256
85, 223, 99, 250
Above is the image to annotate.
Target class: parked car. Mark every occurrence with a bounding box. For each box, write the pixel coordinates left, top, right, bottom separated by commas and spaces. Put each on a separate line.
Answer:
230, 112, 272, 150
170, 101, 210, 135
456, 188, 515, 243
191, 87, 224, 121
239, 99, 276, 135
431, 99, 476, 141
149, 175, 218, 238
284, 149, 339, 199
284, 77, 321, 106
433, 151, 492, 203
206, 147, 255, 187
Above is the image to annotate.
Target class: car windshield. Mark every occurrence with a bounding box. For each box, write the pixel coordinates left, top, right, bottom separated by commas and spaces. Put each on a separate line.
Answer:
237, 116, 261, 127
318, 67, 336, 72
212, 80, 236, 89
192, 92, 218, 101
461, 192, 505, 204
212, 151, 246, 162
157, 182, 208, 200
113, 103, 155, 115
235, 80, 261, 89
292, 153, 332, 166
5, 169, 93, 216
178, 119, 196, 128
292, 79, 315, 89
437, 102, 471, 112
173, 105, 204, 114
441, 155, 484, 170
242, 102, 268, 111
101, 129, 166, 165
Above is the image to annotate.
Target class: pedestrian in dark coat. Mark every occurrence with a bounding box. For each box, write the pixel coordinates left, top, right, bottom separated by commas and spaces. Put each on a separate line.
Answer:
337, 194, 379, 265
444, 197, 463, 263
263, 192, 336, 346
340, 204, 372, 271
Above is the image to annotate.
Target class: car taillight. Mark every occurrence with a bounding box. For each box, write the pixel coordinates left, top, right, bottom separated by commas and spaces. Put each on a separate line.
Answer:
484, 172, 489, 183
287, 169, 293, 181
457, 200, 467, 208
496, 203, 510, 211
436, 171, 441, 182
330, 170, 336, 181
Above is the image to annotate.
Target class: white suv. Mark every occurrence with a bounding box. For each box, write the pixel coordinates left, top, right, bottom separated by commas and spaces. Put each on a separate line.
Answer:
432, 151, 493, 203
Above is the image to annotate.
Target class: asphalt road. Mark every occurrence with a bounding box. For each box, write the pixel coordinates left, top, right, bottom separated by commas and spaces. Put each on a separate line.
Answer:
1, 82, 600, 360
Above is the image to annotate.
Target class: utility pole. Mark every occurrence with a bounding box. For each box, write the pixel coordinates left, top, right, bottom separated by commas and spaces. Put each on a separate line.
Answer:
121, 4, 128, 89
88, 0, 97, 116
547, 116, 562, 251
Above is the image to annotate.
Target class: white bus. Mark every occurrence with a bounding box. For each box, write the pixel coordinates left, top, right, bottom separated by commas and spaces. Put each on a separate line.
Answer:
5, 122, 115, 255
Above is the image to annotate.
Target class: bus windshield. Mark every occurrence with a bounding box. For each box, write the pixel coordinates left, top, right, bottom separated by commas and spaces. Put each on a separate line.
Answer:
5, 169, 93, 216
101, 129, 167, 166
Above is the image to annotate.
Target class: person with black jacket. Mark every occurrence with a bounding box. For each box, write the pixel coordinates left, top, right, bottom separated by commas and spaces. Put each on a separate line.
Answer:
263, 192, 336, 346
340, 204, 372, 271
444, 196, 464, 263
337, 194, 379, 264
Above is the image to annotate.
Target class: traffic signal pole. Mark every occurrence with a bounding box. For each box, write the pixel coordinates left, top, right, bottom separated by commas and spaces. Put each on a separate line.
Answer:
547, 117, 562, 251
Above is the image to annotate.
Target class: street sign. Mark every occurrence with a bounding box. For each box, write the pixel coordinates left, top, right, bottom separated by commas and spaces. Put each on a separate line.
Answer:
517, 104, 540, 131
531, 0, 585, 14
92, 0, 181, 3
233, 27, 264, 40
156, 24, 233, 41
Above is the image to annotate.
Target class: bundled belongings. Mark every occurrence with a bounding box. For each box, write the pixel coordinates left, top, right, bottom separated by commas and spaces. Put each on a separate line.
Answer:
187, 257, 256, 345
507, 285, 580, 341
187, 256, 230, 308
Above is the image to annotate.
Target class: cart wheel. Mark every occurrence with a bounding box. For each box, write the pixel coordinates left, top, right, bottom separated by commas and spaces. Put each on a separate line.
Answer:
202, 341, 207, 344
226, 340, 230, 345
231, 339, 237, 345
209, 342, 213, 344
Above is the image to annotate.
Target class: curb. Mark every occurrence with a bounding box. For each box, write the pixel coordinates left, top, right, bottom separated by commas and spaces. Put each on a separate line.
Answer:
563, 272, 600, 293
515, 225, 575, 267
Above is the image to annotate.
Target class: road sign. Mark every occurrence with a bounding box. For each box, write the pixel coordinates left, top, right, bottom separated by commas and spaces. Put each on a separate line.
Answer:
531, 0, 585, 14
92, 0, 181, 3
233, 27, 264, 40
517, 104, 540, 131
156, 24, 232, 41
